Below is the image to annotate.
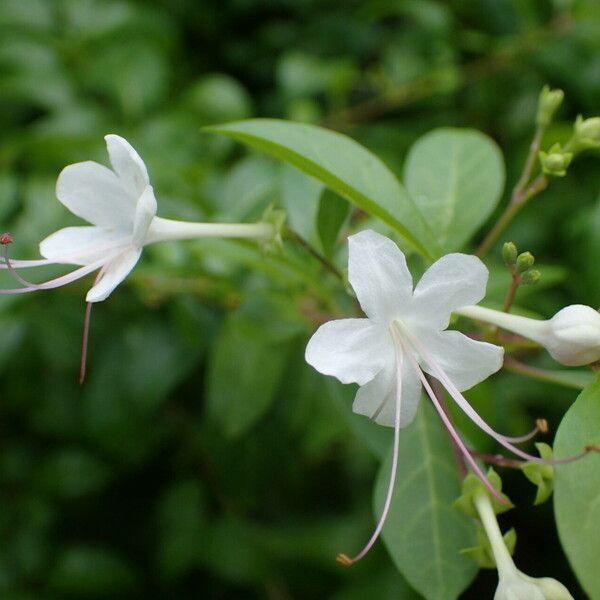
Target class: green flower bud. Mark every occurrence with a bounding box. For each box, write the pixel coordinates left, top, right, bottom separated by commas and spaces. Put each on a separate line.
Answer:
516, 251, 535, 273
502, 242, 518, 267
568, 115, 600, 153
536, 85, 564, 128
521, 268, 541, 285
539, 144, 573, 177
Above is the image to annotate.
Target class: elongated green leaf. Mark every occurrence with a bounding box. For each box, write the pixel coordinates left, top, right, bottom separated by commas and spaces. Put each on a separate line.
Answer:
554, 376, 600, 599
404, 128, 505, 252
206, 119, 439, 258
374, 401, 477, 600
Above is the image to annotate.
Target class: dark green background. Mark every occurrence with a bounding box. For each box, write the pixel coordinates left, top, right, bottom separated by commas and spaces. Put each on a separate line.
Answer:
1, 0, 599, 597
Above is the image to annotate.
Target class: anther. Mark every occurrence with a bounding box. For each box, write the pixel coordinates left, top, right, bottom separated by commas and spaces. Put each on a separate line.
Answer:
336, 553, 353, 566
585, 444, 600, 454
0, 232, 13, 245
536, 418, 549, 434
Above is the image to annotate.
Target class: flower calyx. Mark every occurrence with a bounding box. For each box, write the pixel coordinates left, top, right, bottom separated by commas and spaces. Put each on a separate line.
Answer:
260, 204, 286, 253
461, 525, 517, 570
522, 443, 555, 505
454, 469, 513, 520
539, 143, 573, 177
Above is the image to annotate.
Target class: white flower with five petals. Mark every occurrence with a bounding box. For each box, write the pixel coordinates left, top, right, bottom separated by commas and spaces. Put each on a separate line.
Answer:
306, 229, 504, 429
305, 230, 569, 565
39, 134, 160, 302
1, 134, 273, 303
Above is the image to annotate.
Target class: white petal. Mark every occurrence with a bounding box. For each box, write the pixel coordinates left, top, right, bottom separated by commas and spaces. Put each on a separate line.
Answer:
39, 226, 129, 265
352, 359, 421, 428
85, 247, 141, 303
419, 329, 503, 391
105, 134, 149, 199
305, 318, 392, 386
348, 230, 413, 323
412, 253, 488, 329
132, 186, 158, 248
56, 161, 136, 227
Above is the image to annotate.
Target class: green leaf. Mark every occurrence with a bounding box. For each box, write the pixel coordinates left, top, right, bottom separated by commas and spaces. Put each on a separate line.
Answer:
404, 128, 505, 252
205, 119, 439, 258
280, 164, 324, 249
317, 189, 349, 258
374, 401, 477, 600
554, 376, 600, 599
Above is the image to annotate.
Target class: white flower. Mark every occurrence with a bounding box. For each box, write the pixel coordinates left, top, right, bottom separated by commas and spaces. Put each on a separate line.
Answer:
306, 229, 504, 429
456, 304, 600, 366
1, 134, 273, 303
305, 231, 583, 565
473, 491, 573, 600
306, 230, 511, 564
39, 134, 159, 302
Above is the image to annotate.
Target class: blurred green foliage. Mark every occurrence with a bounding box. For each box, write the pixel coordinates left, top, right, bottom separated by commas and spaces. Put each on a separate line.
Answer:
1, 0, 600, 597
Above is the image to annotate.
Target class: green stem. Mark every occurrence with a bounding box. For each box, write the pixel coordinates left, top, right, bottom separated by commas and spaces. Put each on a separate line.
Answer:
502, 269, 521, 313
476, 174, 547, 257
473, 492, 516, 579
286, 229, 343, 280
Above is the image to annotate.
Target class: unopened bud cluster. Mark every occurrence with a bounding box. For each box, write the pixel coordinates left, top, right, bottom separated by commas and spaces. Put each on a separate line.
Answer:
502, 242, 540, 286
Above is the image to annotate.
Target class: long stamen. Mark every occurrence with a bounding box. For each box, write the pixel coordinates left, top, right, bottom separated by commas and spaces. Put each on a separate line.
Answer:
502, 418, 548, 444
79, 301, 93, 384
398, 337, 507, 503
3, 245, 39, 288
79, 265, 108, 384
337, 328, 404, 566
0, 257, 108, 295
0, 258, 53, 268
403, 327, 597, 466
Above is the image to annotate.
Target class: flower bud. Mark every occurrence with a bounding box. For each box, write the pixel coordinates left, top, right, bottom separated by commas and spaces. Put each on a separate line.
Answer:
502, 242, 517, 267
545, 304, 600, 366
516, 251, 534, 273
455, 304, 600, 367
536, 86, 564, 128
539, 144, 573, 177
568, 115, 600, 153
521, 268, 541, 285
495, 572, 574, 600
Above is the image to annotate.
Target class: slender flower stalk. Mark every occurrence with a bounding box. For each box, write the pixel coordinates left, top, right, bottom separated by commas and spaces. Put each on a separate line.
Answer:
474, 491, 574, 599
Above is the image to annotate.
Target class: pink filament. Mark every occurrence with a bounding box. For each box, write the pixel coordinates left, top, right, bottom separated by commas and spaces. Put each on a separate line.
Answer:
399, 335, 507, 504
338, 327, 404, 566
403, 326, 592, 466
0, 257, 108, 295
